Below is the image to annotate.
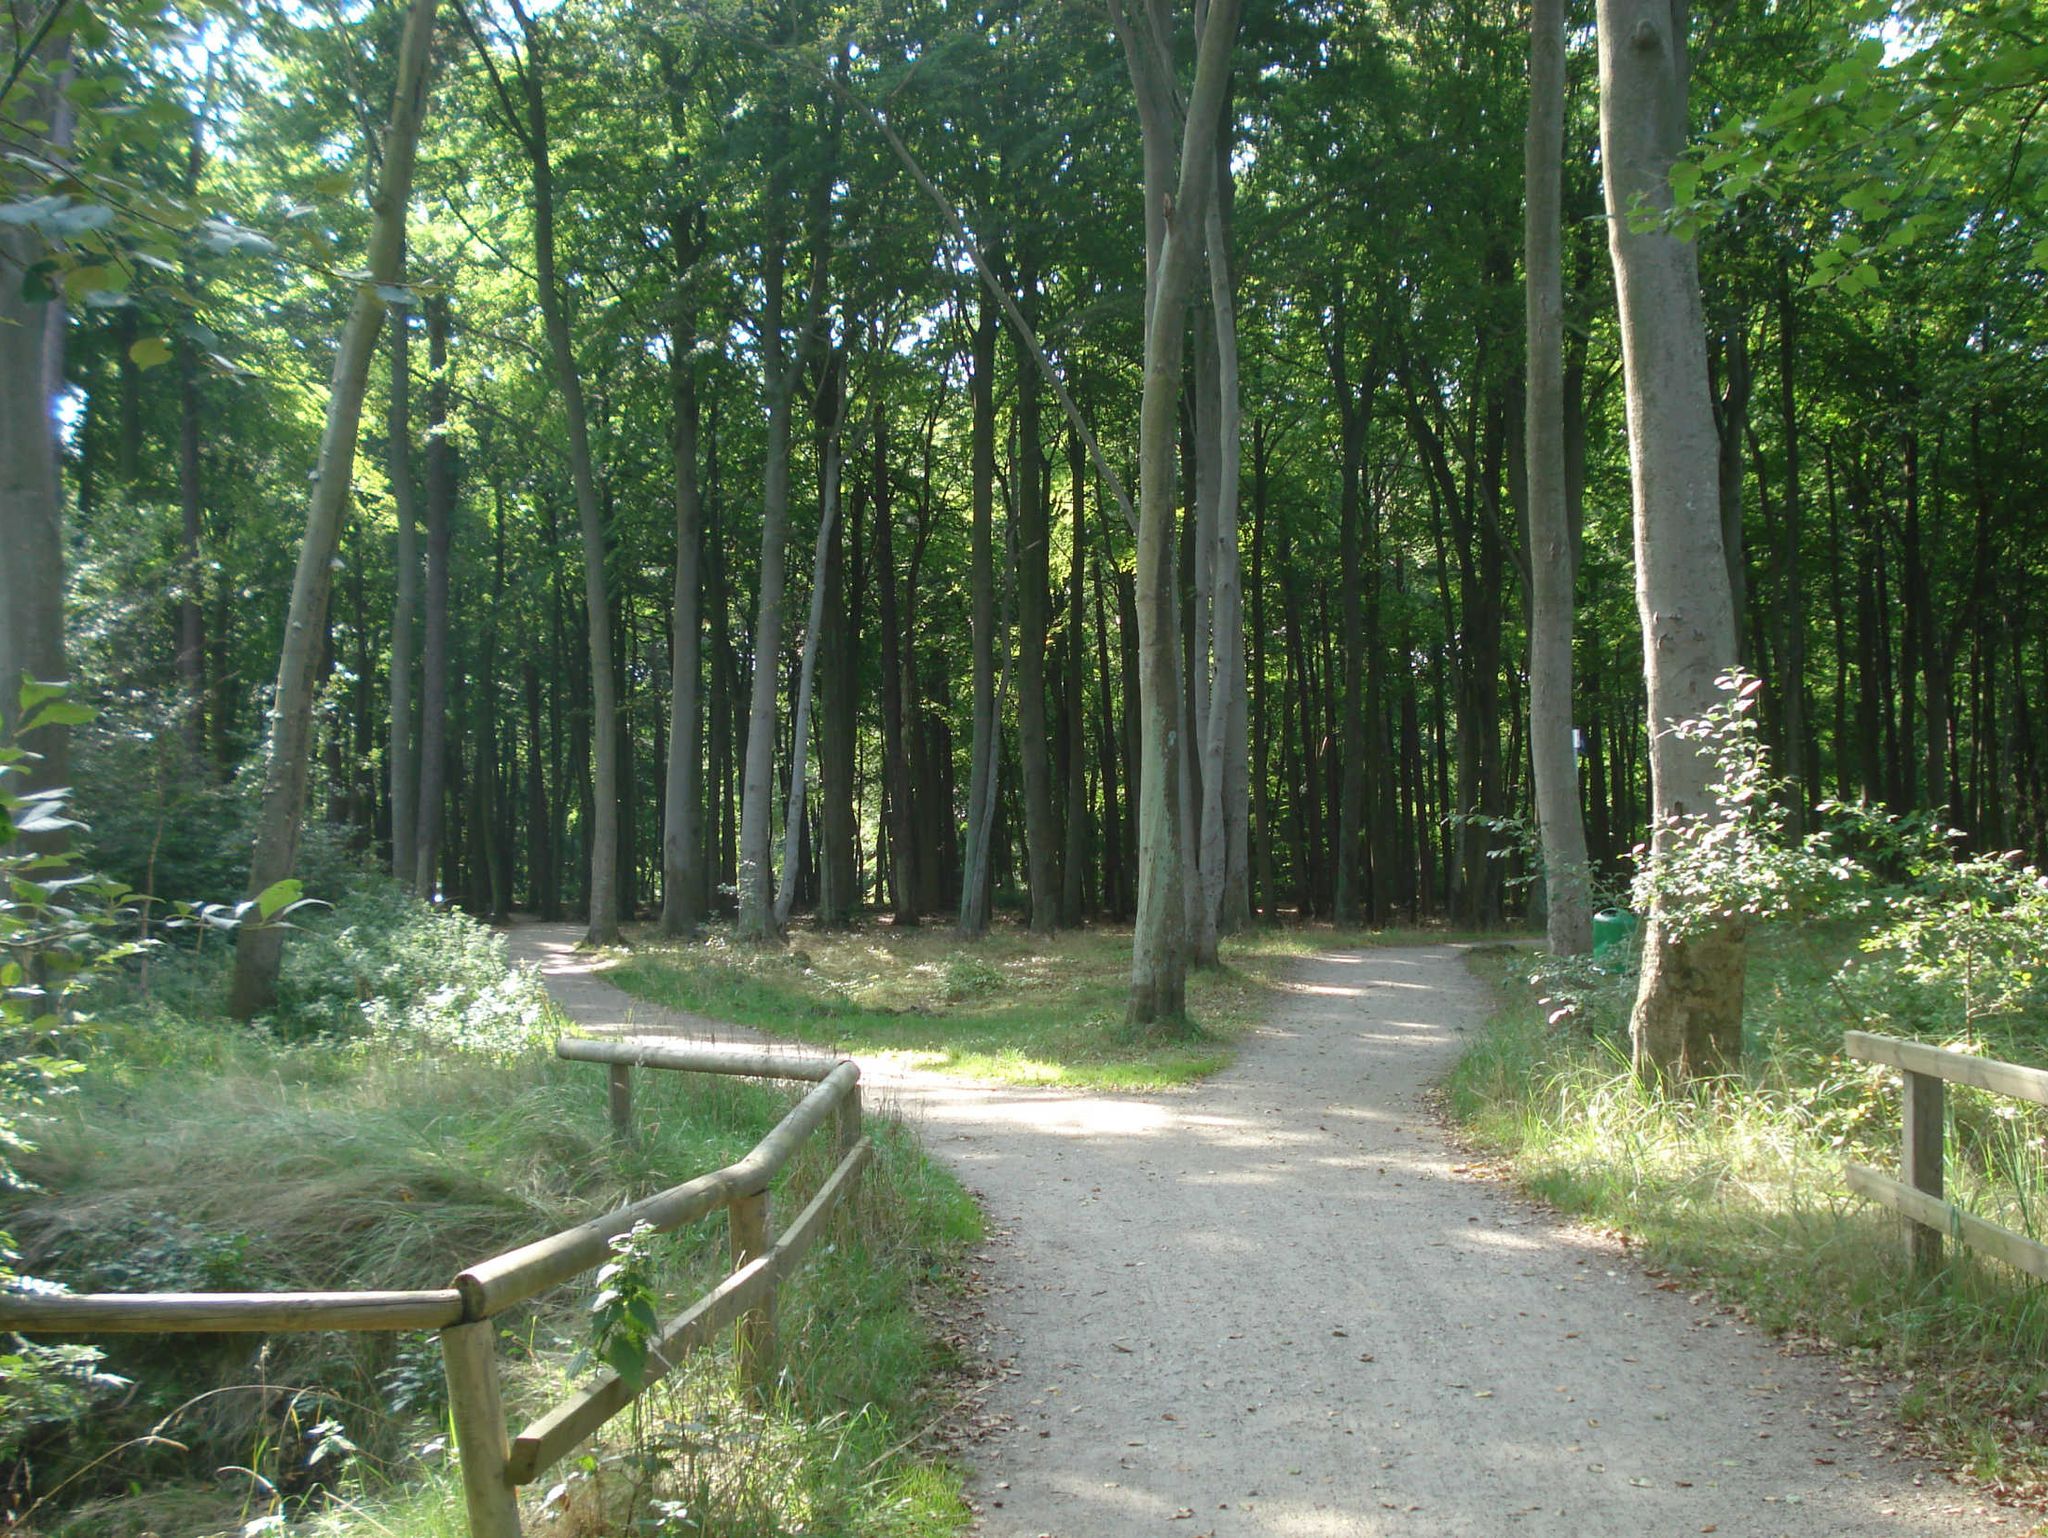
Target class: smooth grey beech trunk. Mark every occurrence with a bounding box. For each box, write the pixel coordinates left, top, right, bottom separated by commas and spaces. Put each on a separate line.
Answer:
229, 0, 438, 1017
736, 132, 830, 944
1525, 0, 1593, 955
0, 29, 70, 813
1597, 0, 1747, 1075
959, 298, 998, 938
1114, 0, 1241, 1025
772, 356, 847, 931
1198, 162, 1248, 947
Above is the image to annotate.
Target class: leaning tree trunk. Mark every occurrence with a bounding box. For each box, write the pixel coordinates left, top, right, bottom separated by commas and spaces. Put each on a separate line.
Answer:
230, 0, 438, 1016
1598, 0, 1747, 1076
1114, 0, 1241, 1025
1200, 144, 1250, 940
1525, 0, 1593, 954
772, 353, 847, 931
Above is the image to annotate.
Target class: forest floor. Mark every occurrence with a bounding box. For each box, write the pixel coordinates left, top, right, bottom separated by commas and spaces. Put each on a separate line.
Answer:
508, 923, 2004, 1536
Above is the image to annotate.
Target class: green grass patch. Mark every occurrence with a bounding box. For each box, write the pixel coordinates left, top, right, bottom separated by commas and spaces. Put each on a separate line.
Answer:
1448, 930, 2048, 1496
5, 888, 981, 1538
605, 920, 1301, 1089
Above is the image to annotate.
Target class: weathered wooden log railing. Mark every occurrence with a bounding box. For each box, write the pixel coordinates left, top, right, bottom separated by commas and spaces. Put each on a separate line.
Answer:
1844, 1029, 2048, 1283
0, 1037, 869, 1538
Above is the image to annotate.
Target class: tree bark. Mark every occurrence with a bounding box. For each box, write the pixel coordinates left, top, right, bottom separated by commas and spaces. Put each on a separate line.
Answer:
875, 405, 919, 925
662, 289, 705, 934
413, 295, 453, 898
230, 0, 437, 1015
1114, 0, 1240, 1024
494, 12, 622, 944
959, 296, 999, 938
1525, 0, 1593, 954
773, 353, 847, 930
1199, 161, 1247, 942
1063, 428, 1090, 924
1014, 262, 1061, 932
1598, 0, 1747, 1076
736, 121, 827, 943
0, 21, 73, 851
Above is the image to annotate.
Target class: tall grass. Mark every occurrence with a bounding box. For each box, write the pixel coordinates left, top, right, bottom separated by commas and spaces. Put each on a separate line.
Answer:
1451, 931, 2048, 1493
4, 888, 981, 1537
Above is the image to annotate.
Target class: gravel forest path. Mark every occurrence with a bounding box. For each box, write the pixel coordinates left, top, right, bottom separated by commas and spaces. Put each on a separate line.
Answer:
505, 924, 1998, 1537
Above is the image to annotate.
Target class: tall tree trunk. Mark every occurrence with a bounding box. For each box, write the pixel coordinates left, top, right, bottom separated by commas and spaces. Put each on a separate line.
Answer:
737, 130, 826, 943
1330, 295, 1369, 925
1249, 418, 1274, 918
774, 352, 847, 930
1063, 427, 1090, 924
413, 295, 453, 898
1013, 261, 1061, 932
1773, 255, 1808, 824
1599, 0, 1747, 1077
1525, 0, 1593, 954
821, 472, 860, 927
230, 0, 437, 1015
959, 296, 999, 937
1199, 156, 1248, 941
0, 22, 73, 852
387, 301, 420, 887
662, 301, 704, 934
875, 405, 919, 925
1114, 0, 1240, 1023
498, 18, 622, 944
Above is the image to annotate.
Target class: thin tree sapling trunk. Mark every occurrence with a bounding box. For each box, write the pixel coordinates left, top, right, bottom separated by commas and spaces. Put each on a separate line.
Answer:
230, 0, 438, 1016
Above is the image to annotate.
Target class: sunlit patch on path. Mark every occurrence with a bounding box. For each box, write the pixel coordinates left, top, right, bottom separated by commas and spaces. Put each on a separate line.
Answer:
508, 925, 1997, 1537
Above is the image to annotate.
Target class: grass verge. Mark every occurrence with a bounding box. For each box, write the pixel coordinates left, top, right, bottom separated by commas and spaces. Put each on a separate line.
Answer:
5, 889, 982, 1538
1447, 931, 2048, 1501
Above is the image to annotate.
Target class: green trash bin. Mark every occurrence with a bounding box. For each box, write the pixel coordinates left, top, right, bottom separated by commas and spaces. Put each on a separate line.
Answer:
1591, 908, 1639, 973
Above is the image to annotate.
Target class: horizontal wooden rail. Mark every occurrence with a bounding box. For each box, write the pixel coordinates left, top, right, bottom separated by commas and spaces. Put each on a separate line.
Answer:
0, 1035, 868, 1538
506, 1137, 875, 1486
1845, 1164, 2048, 1285
0, 1288, 464, 1334
1845, 1030, 2048, 1283
557, 1035, 843, 1082
454, 1060, 860, 1319
1845, 1030, 2048, 1108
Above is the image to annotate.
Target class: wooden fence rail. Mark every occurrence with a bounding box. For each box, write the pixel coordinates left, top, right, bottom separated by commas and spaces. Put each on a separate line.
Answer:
1844, 1029, 2048, 1284
0, 1036, 870, 1538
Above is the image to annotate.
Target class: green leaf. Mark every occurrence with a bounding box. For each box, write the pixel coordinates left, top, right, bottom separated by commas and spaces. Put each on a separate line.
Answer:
255, 879, 304, 922
128, 336, 173, 369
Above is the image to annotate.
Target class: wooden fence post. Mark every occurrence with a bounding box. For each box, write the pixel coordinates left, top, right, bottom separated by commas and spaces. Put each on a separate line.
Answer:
1903, 1068, 1945, 1277
442, 1320, 522, 1538
836, 1081, 862, 1156
607, 1063, 633, 1142
729, 1189, 775, 1397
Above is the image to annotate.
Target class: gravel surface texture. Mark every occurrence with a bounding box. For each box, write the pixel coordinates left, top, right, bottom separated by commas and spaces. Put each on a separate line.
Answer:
507, 924, 2000, 1537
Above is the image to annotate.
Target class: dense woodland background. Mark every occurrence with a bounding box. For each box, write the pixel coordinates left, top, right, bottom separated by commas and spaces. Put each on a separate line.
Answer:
6, 0, 2046, 961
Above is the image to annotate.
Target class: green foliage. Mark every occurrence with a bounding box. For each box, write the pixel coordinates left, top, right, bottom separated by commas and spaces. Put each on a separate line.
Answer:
266, 882, 554, 1053
591, 1220, 663, 1392
1632, 672, 1873, 938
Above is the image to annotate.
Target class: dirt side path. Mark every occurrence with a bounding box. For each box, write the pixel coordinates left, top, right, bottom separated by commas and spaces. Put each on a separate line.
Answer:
506, 925, 1999, 1536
